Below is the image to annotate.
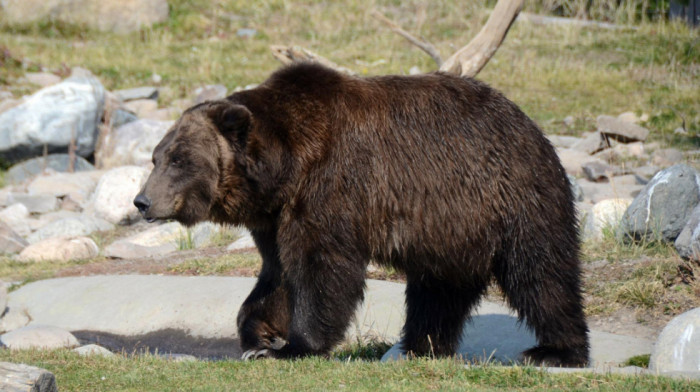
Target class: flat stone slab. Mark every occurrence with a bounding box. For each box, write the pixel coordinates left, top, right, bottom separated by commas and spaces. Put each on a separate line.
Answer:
7, 276, 654, 365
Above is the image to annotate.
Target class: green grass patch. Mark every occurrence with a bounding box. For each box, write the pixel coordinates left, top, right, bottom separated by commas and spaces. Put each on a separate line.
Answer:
0, 255, 99, 287
168, 253, 261, 275
624, 354, 651, 368
1, 349, 697, 392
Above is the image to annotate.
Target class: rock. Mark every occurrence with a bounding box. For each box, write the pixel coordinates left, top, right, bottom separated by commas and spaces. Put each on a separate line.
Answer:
0, 324, 79, 350
0, 73, 105, 164
18, 236, 99, 262
27, 171, 102, 206
226, 229, 256, 251
0, 221, 28, 254
0, 98, 21, 114
633, 165, 660, 183
0, 0, 169, 33
563, 116, 575, 127
26, 216, 113, 244
652, 148, 684, 167
547, 135, 581, 149
97, 119, 173, 169
581, 161, 626, 182
193, 85, 228, 105
650, 308, 700, 373
6, 193, 59, 214
0, 280, 6, 314
0, 203, 31, 236
597, 115, 650, 143
556, 148, 599, 177
124, 98, 158, 118
613, 141, 646, 159
104, 221, 220, 258
87, 166, 149, 225
0, 362, 57, 392
577, 179, 643, 204
0, 306, 31, 333
74, 344, 114, 357
617, 111, 642, 124
160, 353, 198, 362
621, 164, 700, 242
114, 86, 158, 102
4, 154, 95, 185
675, 205, 700, 262
144, 107, 179, 121
567, 174, 584, 202
24, 72, 62, 87
110, 108, 139, 129
587, 199, 633, 240
236, 28, 257, 38
571, 132, 607, 155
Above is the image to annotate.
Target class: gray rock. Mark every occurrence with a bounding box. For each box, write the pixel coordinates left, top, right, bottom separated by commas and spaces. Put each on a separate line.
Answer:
1, 0, 169, 34
6, 193, 59, 214
193, 84, 228, 105
86, 166, 149, 225
1, 324, 79, 350
556, 148, 599, 177
27, 171, 102, 206
18, 236, 99, 262
0, 203, 31, 236
571, 132, 607, 155
226, 228, 256, 251
0, 362, 57, 392
124, 98, 158, 118
675, 205, 700, 261
236, 28, 257, 38
621, 164, 700, 242
0, 306, 31, 334
577, 178, 643, 204
114, 86, 158, 102
110, 108, 139, 129
74, 344, 114, 357
581, 161, 627, 182
650, 308, 700, 373
0, 221, 28, 254
104, 221, 220, 258
4, 154, 95, 185
0, 280, 6, 315
597, 115, 650, 142
652, 148, 684, 167
26, 216, 113, 244
24, 72, 62, 87
567, 174, 584, 202
617, 111, 643, 124
97, 119, 173, 169
633, 165, 661, 183
0, 73, 105, 164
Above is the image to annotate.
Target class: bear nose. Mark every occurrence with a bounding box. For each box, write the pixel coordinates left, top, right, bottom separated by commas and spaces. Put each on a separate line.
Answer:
133, 194, 151, 214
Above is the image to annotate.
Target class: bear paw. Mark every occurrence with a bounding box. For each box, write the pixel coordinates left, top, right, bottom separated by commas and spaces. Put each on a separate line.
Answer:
522, 345, 589, 368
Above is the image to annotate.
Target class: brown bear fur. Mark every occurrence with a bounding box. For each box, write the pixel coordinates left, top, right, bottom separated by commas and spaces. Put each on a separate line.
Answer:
134, 63, 589, 366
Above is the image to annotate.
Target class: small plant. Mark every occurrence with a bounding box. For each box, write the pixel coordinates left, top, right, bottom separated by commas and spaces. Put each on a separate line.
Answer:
177, 228, 195, 251
615, 280, 663, 308
333, 338, 393, 361
624, 353, 651, 368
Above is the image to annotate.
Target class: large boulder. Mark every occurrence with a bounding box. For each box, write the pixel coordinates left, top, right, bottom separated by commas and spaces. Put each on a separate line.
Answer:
18, 236, 99, 262
4, 154, 95, 185
620, 164, 700, 242
597, 115, 650, 143
0, 0, 169, 33
26, 215, 113, 244
27, 171, 103, 206
86, 166, 149, 225
0, 324, 79, 350
97, 119, 173, 169
0, 221, 28, 254
0, 72, 104, 164
650, 308, 700, 374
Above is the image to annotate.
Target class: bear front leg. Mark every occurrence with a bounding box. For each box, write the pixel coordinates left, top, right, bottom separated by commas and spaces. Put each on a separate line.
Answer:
237, 227, 291, 359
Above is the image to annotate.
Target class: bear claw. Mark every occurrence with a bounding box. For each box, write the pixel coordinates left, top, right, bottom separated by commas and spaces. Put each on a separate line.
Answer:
242, 349, 271, 360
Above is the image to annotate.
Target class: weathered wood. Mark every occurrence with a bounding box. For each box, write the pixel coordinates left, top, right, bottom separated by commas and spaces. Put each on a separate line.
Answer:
269, 45, 355, 75
0, 362, 57, 392
439, 0, 524, 77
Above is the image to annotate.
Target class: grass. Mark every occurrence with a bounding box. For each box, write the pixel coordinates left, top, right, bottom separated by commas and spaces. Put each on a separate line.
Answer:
1, 349, 697, 392
0, 1, 697, 149
168, 253, 261, 275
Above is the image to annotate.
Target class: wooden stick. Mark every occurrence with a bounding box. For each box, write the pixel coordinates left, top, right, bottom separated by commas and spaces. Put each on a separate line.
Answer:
270, 45, 355, 75
371, 10, 443, 67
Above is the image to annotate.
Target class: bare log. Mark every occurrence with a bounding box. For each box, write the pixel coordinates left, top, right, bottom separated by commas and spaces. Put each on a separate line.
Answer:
270, 45, 355, 75
371, 10, 443, 67
0, 362, 57, 392
440, 0, 524, 77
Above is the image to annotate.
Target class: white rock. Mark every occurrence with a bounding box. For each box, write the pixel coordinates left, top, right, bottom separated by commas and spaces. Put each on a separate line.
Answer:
226, 229, 256, 251
18, 236, 99, 263
26, 215, 113, 244
0, 324, 79, 350
0, 203, 31, 236
6, 193, 59, 214
556, 148, 599, 177
0, 73, 105, 164
98, 119, 173, 169
0, 280, 6, 314
0, 221, 28, 254
588, 198, 633, 240
104, 221, 220, 258
617, 111, 641, 124
74, 344, 115, 357
27, 171, 103, 206
124, 99, 158, 118
87, 166, 149, 225
0, 306, 31, 334
650, 308, 700, 373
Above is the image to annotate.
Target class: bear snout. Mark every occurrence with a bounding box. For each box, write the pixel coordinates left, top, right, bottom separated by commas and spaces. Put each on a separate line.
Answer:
133, 194, 152, 215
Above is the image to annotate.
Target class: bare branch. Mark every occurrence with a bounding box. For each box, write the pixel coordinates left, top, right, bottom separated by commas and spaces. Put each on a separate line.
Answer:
440, 0, 524, 77
270, 45, 356, 75
371, 10, 443, 67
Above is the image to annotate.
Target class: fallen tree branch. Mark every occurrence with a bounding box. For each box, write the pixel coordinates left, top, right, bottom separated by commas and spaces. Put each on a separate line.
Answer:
439, 0, 524, 77
371, 10, 443, 67
270, 45, 356, 75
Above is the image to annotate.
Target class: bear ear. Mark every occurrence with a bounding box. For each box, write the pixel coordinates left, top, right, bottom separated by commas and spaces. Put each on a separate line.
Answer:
205, 101, 252, 148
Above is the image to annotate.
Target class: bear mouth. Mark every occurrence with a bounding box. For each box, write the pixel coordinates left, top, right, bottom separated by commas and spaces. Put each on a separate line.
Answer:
146, 217, 158, 223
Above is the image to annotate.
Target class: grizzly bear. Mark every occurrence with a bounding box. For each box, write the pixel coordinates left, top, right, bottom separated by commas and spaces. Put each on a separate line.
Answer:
134, 63, 589, 366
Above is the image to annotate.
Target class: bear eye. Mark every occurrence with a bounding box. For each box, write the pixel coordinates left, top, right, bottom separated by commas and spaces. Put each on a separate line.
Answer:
170, 156, 182, 167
